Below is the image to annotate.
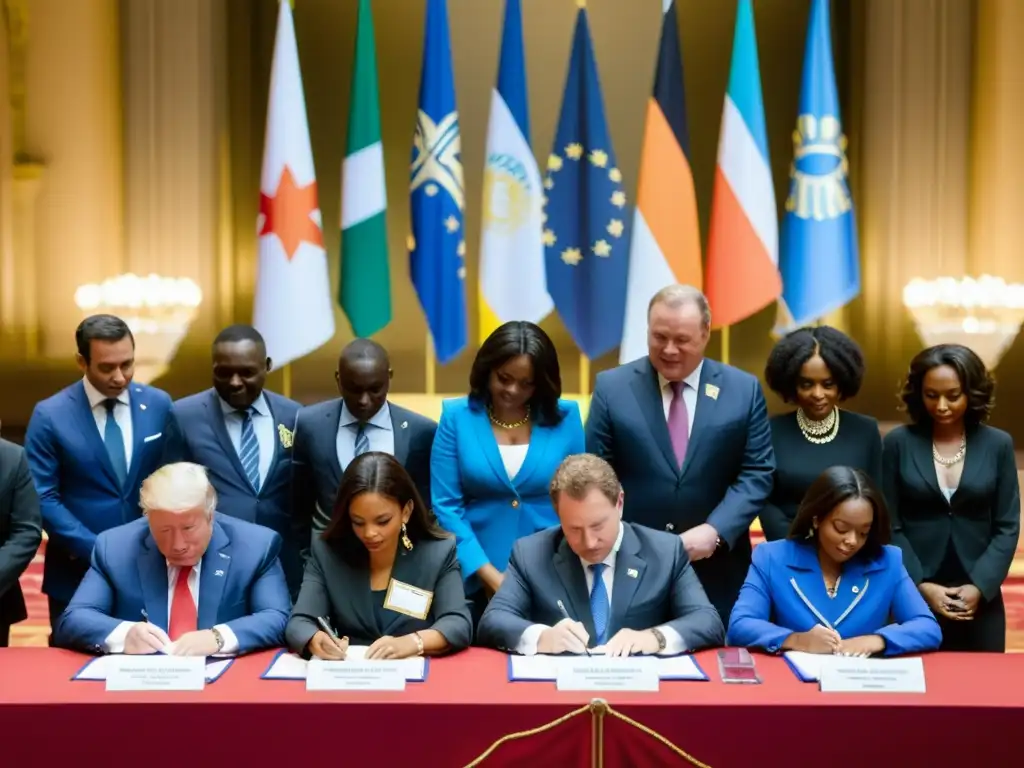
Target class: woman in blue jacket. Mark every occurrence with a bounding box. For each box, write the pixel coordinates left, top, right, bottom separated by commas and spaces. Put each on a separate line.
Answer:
431, 322, 584, 623
728, 466, 941, 657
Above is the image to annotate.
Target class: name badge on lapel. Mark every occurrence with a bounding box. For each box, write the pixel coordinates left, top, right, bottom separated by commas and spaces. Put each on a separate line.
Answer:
705, 383, 720, 401
384, 579, 434, 620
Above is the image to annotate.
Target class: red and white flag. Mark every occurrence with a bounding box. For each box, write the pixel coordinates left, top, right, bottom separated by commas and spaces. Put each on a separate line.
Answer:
252, 0, 334, 366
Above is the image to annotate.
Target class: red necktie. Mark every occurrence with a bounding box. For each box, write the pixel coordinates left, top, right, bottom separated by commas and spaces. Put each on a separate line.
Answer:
168, 567, 197, 640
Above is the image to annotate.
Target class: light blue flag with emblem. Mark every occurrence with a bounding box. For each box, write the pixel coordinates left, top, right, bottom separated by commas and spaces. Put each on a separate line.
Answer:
776, 0, 860, 332
409, 0, 467, 364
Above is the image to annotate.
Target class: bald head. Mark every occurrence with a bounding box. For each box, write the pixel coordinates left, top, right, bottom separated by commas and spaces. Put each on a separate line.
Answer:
336, 339, 392, 423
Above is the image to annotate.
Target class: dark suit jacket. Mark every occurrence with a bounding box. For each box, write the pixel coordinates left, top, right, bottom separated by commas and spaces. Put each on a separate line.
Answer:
286, 536, 472, 654
164, 388, 303, 594
292, 399, 436, 535
882, 423, 1021, 601
55, 515, 290, 654
477, 523, 724, 652
0, 439, 42, 627
585, 357, 774, 621
24, 381, 175, 602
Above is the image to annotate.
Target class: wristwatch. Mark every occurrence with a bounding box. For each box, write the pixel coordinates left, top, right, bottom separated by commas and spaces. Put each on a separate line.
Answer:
650, 627, 667, 653
211, 627, 225, 652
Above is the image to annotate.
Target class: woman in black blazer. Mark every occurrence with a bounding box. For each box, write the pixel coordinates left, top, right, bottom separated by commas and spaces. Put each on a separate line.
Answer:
286, 452, 472, 660
883, 344, 1020, 652
759, 326, 882, 541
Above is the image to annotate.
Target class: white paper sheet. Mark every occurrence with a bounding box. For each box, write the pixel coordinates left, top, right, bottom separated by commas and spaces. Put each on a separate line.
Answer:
262, 647, 427, 681
783, 651, 824, 681
509, 653, 706, 681
74, 655, 233, 682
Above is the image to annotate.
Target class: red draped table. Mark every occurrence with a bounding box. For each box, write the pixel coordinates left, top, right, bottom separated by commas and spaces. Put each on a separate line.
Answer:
1, 648, 1022, 767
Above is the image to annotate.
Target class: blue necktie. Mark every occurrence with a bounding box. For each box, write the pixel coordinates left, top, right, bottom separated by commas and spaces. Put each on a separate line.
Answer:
353, 423, 370, 457
589, 563, 609, 645
103, 399, 128, 487
238, 408, 261, 493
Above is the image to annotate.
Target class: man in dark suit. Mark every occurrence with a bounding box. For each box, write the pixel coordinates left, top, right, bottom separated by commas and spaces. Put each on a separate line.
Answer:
585, 285, 774, 624
164, 324, 303, 595
478, 454, 723, 655
56, 462, 289, 656
293, 339, 436, 534
0, 436, 43, 647
24, 314, 176, 638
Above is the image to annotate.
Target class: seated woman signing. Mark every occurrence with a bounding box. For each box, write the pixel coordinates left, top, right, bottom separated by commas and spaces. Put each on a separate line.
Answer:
727, 466, 941, 657
286, 452, 472, 660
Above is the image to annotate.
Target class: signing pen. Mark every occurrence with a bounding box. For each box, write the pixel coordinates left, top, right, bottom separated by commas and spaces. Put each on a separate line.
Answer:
556, 600, 591, 656
316, 616, 348, 654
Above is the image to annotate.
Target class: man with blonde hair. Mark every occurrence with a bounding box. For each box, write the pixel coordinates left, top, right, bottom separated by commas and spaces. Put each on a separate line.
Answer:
55, 462, 290, 656
477, 454, 723, 656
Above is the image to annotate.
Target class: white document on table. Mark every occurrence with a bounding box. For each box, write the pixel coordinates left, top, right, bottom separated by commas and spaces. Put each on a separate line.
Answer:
73, 655, 233, 683
783, 651, 824, 682
509, 653, 707, 682
261, 647, 427, 682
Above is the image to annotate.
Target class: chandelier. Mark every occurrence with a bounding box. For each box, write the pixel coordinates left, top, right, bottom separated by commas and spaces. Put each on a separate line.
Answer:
902, 275, 1024, 369
74, 273, 203, 384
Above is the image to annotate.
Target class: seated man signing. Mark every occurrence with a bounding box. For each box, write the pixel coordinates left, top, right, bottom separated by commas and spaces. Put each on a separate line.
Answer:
477, 454, 724, 656
55, 462, 290, 656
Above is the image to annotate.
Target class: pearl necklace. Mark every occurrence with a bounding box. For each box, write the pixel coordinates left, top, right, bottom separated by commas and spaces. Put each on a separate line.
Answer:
796, 407, 840, 445
933, 434, 966, 466
488, 405, 530, 430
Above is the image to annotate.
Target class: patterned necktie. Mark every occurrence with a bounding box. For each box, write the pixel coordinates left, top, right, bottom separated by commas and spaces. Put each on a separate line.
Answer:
667, 381, 690, 468
238, 407, 261, 492
168, 567, 197, 641
589, 563, 609, 645
354, 423, 370, 457
102, 398, 128, 486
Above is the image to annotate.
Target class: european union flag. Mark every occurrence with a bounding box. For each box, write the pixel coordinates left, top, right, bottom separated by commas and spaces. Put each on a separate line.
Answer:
543, 5, 628, 359
777, 0, 860, 331
409, 0, 466, 364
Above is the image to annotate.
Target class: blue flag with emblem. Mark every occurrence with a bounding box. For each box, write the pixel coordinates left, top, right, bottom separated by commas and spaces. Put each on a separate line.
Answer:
776, 0, 860, 332
409, 0, 467, 364
543, 4, 629, 359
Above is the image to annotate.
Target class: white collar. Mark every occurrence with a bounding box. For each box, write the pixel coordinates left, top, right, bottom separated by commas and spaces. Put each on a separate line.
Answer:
82, 376, 130, 409
579, 521, 625, 573
658, 358, 704, 393
218, 391, 269, 417
339, 400, 393, 431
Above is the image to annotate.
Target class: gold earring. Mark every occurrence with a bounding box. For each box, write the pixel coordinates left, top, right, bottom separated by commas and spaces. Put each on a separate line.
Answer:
401, 522, 413, 551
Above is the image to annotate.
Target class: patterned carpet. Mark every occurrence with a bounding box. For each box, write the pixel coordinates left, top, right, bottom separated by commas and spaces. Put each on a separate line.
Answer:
11, 536, 1024, 649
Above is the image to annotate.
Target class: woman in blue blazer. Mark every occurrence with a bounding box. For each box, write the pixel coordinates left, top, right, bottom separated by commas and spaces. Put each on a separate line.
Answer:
432, 321, 585, 623
728, 466, 941, 657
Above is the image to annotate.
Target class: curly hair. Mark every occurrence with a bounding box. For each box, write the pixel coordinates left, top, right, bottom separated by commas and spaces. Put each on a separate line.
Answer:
899, 344, 995, 427
764, 326, 865, 402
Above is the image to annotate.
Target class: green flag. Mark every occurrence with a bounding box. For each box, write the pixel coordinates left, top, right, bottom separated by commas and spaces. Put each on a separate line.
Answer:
340, 0, 390, 337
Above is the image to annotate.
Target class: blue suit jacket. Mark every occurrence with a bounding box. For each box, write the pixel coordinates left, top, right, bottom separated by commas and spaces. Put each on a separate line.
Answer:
477, 523, 724, 652
585, 357, 774, 621
431, 397, 585, 593
55, 515, 290, 654
726, 539, 942, 656
164, 388, 303, 595
25, 381, 175, 602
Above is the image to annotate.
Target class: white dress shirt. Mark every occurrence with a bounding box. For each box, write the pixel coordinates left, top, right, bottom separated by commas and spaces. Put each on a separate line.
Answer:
83, 376, 133, 470
218, 392, 275, 488
658, 359, 703, 437
336, 401, 395, 470
515, 523, 685, 656
103, 560, 239, 654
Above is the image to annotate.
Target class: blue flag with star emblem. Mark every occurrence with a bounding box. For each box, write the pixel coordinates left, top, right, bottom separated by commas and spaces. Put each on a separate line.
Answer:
409, 0, 467, 364
543, 5, 629, 359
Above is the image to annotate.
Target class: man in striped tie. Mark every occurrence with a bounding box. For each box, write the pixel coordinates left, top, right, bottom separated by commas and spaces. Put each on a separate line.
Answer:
292, 339, 437, 535
477, 454, 724, 656
163, 325, 303, 596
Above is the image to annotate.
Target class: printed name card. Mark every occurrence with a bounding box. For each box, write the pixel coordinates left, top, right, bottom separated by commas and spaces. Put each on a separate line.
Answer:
106, 656, 206, 691
819, 657, 926, 694
555, 657, 660, 692
306, 659, 407, 691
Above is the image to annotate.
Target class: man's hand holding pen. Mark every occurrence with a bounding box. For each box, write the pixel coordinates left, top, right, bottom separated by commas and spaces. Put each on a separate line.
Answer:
537, 618, 590, 654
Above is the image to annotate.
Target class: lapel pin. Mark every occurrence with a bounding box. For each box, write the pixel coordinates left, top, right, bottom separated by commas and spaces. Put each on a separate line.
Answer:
139, 403, 147, 411
401, 421, 408, 429
214, 569, 225, 577
852, 585, 859, 594
626, 568, 638, 578
705, 383, 720, 400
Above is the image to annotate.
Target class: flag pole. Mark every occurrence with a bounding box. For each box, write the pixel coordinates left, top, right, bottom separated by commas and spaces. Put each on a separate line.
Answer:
720, 326, 731, 366
425, 333, 436, 396
282, 364, 293, 399
579, 354, 590, 397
